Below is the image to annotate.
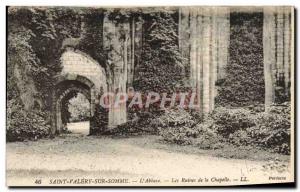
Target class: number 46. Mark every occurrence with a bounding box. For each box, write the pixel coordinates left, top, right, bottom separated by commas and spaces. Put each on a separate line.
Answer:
35, 179, 42, 184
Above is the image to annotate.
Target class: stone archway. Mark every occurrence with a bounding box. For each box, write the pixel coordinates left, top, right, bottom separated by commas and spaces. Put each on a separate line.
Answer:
51, 74, 96, 135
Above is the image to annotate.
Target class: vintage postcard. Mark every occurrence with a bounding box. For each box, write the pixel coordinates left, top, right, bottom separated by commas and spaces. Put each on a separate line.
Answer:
6, 6, 295, 186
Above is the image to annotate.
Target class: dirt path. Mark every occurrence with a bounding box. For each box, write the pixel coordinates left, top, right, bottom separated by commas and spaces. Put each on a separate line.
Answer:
6, 125, 293, 186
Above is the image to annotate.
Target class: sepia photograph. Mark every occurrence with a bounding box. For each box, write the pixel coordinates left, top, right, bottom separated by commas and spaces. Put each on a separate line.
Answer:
6, 5, 295, 187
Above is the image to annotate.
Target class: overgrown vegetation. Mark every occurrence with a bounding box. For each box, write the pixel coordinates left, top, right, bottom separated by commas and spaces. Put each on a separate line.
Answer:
68, 93, 90, 122
7, 8, 82, 141
126, 10, 189, 124
134, 11, 185, 93
159, 103, 291, 155
156, 110, 224, 150
7, 8, 291, 157
77, 8, 106, 68
7, 99, 50, 142
216, 12, 265, 107
103, 112, 157, 136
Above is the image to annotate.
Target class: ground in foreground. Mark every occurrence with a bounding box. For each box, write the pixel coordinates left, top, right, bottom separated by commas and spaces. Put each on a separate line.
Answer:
6, 125, 293, 186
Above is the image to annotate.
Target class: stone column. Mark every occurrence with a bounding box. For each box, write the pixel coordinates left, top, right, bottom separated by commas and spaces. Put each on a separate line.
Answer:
103, 12, 142, 128
199, 8, 210, 115
179, 7, 230, 116
216, 8, 230, 81
263, 6, 293, 111
178, 7, 191, 77
133, 16, 143, 82
263, 7, 276, 111
103, 15, 127, 128
283, 7, 292, 96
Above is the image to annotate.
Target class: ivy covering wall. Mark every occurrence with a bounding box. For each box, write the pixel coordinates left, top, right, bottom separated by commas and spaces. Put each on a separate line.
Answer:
216, 12, 265, 107
133, 10, 185, 94
7, 8, 82, 140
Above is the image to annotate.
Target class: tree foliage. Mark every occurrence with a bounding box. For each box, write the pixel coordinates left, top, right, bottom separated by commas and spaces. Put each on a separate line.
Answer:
68, 93, 91, 122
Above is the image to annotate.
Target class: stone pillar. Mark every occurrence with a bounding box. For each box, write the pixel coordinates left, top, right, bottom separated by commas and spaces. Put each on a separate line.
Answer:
263, 6, 293, 110
56, 102, 62, 133
211, 7, 230, 110
178, 7, 190, 77
103, 12, 140, 128
104, 17, 126, 128
283, 7, 292, 96
263, 7, 276, 111
201, 8, 212, 115
196, 9, 203, 113
276, 7, 284, 78
189, 8, 198, 89
179, 7, 230, 116
133, 16, 143, 83
216, 8, 230, 81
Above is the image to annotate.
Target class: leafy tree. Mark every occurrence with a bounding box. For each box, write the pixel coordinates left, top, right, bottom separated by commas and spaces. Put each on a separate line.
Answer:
68, 93, 91, 122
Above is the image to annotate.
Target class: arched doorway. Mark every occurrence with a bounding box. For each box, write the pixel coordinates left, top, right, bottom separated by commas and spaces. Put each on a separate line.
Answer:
51, 74, 96, 135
